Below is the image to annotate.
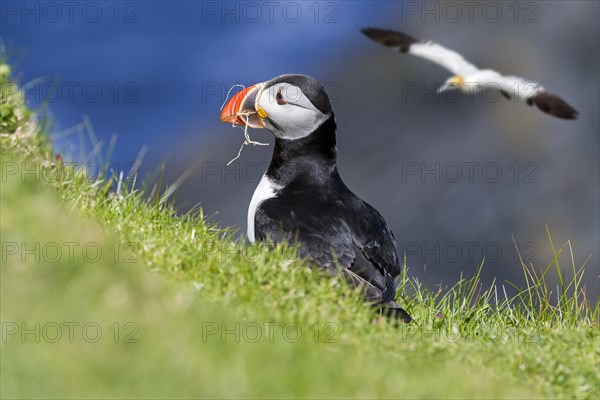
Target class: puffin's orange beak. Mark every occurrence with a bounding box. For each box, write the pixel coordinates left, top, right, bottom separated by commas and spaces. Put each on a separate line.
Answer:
220, 83, 265, 128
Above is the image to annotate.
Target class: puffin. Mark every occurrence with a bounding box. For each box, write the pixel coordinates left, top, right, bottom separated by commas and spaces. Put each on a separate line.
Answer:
362, 28, 578, 119
220, 74, 411, 323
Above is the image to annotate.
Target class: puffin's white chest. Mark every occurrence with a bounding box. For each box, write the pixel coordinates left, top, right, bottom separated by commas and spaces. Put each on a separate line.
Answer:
247, 174, 280, 242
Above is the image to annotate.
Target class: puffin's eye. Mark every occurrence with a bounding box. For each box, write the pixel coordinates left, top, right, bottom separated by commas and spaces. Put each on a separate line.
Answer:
276, 90, 286, 105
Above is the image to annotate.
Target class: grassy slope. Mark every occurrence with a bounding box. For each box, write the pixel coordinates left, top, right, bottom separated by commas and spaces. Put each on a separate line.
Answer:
1, 67, 598, 399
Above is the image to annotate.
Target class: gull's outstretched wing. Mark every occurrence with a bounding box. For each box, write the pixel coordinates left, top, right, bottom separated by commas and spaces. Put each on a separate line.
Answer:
497, 75, 578, 119
361, 27, 479, 76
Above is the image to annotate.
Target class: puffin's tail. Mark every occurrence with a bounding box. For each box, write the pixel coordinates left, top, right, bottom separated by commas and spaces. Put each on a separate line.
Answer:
343, 269, 412, 323
379, 300, 412, 323
381, 273, 412, 323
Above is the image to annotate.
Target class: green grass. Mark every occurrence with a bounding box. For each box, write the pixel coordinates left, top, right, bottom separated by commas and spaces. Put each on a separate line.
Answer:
1, 66, 599, 399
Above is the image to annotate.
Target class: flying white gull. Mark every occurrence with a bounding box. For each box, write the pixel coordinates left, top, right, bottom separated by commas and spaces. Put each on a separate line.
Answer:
362, 28, 578, 120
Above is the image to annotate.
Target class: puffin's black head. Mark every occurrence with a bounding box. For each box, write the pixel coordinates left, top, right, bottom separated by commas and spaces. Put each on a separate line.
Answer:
220, 74, 333, 140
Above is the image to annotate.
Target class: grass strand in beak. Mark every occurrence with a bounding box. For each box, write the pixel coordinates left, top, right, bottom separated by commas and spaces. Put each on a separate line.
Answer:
226, 111, 268, 166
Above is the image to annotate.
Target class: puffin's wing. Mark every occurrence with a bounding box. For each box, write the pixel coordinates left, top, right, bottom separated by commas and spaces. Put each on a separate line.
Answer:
361, 27, 479, 76
254, 196, 401, 303
496, 75, 578, 119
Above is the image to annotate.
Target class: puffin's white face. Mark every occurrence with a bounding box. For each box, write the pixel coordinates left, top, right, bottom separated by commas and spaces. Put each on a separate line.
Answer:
220, 75, 332, 141
255, 83, 331, 140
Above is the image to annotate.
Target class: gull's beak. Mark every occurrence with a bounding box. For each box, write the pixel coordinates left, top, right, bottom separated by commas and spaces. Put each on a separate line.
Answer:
220, 83, 266, 128
438, 76, 464, 93
437, 82, 454, 93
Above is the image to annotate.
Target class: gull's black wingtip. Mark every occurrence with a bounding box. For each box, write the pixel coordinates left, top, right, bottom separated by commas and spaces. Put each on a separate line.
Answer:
361, 27, 417, 53
527, 92, 579, 120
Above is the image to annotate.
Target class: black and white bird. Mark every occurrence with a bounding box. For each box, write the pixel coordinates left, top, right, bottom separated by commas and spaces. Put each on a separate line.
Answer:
362, 27, 578, 119
220, 74, 411, 322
